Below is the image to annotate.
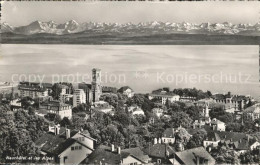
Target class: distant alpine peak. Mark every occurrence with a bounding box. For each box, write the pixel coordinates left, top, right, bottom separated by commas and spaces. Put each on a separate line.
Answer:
66, 20, 78, 24
1, 20, 259, 36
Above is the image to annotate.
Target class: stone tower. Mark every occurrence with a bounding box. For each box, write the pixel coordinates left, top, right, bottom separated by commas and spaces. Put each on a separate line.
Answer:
205, 102, 209, 118
91, 68, 102, 102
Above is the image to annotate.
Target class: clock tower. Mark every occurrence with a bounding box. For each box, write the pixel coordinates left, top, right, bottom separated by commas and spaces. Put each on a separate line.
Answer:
91, 68, 102, 102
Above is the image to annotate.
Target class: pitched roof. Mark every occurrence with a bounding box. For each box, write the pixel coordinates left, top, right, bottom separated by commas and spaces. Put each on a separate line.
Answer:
35, 128, 93, 155
217, 132, 257, 150
102, 86, 117, 93
231, 95, 247, 102
163, 128, 175, 138
206, 130, 259, 150
211, 118, 225, 125
244, 104, 260, 113
121, 147, 150, 163
212, 94, 228, 100
175, 147, 215, 165
41, 83, 53, 88
35, 132, 67, 155
212, 93, 247, 102
41, 100, 71, 108
149, 91, 178, 97
217, 131, 252, 142
206, 131, 221, 141
52, 138, 77, 155
87, 145, 146, 164
18, 83, 47, 92
87, 145, 122, 164
143, 143, 175, 159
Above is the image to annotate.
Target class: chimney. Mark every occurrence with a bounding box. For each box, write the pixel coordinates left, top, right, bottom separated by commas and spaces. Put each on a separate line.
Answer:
208, 146, 211, 152
117, 147, 121, 154
154, 138, 157, 144
54, 125, 60, 135
239, 139, 242, 143
111, 144, 115, 152
196, 156, 200, 165
66, 128, 70, 139
48, 125, 54, 133
166, 150, 169, 157
247, 135, 250, 142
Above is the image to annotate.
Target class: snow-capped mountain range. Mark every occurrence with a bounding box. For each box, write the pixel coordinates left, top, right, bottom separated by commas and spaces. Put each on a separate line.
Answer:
1, 20, 260, 36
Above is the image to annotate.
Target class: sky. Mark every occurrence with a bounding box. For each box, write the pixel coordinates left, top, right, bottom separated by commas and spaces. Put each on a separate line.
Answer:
1, 1, 260, 26
0, 45, 259, 98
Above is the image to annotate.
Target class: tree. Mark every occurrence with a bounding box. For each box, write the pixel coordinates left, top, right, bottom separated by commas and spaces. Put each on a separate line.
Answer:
134, 114, 146, 124
0, 103, 49, 163
170, 111, 193, 128
218, 113, 234, 123
206, 90, 212, 97
241, 115, 256, 133
20, 96, 33, 109
226, 122, 242, 132
99, 93, 119, 108
162, 87, 170, 92
60, 117, 72, 127
186, 129, 207, 149
114, 112, 130, 126
100, 124, 125, 147
148, 121, 165, 138
240, 149, 260, 164
184, 105, 200, 121
51, 83, 62, 100
175, 127, 192, 145
28, 106, 35, 115
72, 103, 90, 113
244, 99, 253, 109
210, 147, 240, 164
44, 113, 61, 124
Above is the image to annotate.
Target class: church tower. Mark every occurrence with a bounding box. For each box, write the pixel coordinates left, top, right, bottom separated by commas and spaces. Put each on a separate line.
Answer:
205, 102, 209, 118
91, 68, 102, 102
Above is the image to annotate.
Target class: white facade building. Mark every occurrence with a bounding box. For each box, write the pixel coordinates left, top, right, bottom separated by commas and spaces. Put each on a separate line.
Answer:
152, 108, 164, 118
210, 118, 226, 132
128, 105, 145, 116
37, 125, 96, 165
73, 89, 86, 107
93, 101, 114, 114
18, 82, 48, 99
162, 128, 175, 144
148, 91, 180, 105
40, 100, 72, 119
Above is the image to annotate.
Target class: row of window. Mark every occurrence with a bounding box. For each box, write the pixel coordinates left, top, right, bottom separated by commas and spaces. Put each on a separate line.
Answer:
71, 145, 82, 151
129, 163, 138, 165
77, 137, 85, 142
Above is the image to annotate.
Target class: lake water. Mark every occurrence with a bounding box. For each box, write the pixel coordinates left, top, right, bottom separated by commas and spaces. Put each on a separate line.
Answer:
0, 44, 259, 99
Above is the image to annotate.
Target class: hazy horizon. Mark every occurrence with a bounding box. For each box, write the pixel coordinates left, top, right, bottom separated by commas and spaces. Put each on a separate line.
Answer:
1, 45, 259, 98
2, 1, 259, 26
